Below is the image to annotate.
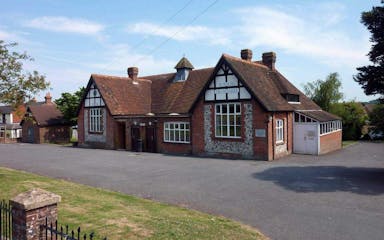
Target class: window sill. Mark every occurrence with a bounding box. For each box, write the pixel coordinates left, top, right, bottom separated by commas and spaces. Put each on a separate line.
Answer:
88, 131, 104, 135
276, 141, 284, 145
163, 141, 190, 144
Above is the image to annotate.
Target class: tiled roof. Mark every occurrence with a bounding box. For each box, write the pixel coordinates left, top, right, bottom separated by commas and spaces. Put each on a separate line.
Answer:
145, 68, 213, 114
175, 57, 194, 69
223, 54, 320, 111
28, 103, 67, 126
91, 74, 152, 116
84, 52, 324, 116
0, 105, 26, 123
297, 110, 341, 122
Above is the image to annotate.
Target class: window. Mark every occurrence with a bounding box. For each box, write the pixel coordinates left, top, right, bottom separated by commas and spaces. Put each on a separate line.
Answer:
284, 94, 300, 103
164, 122, 190, 143
276, 119, 284, 143
89, 108, 104, 133
215, 103, 241, 138
319, 120, 342, 135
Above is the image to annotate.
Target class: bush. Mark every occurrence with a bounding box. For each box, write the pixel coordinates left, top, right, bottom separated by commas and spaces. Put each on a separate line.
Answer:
330, 102, 368, 140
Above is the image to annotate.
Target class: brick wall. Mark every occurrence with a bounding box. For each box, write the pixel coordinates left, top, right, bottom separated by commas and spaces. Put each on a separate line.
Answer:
319, 130, 342, 154
38, 126, 70, 143
79, 105, 115, 149
77, 104, 85, 145
272, 112, 293, 160
252, 100, 270, 160
21, 119, 39, 143
191, 99, 205, 155
156, 117, 192, 155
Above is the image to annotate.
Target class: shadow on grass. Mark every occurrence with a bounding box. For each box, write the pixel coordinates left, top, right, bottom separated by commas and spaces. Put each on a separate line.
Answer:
253, 166, 384, 195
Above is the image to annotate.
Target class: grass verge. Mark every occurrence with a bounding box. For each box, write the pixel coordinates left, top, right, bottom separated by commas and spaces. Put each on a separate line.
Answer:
342, 140, 358, 148
0, 167, 267, 240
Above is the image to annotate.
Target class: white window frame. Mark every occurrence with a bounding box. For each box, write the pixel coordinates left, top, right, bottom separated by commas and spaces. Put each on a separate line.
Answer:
164, 122, 190, 143
215, 103, 241, 138
276, 119, 284, 143
89, 108, 104, 133
319, 120, 342, 136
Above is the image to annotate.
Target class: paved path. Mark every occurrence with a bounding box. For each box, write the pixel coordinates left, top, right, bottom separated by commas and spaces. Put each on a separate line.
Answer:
0, 142, 383, 240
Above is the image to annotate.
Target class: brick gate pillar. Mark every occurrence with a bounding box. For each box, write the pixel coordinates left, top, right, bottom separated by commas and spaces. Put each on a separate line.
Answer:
10, 188, 61, 240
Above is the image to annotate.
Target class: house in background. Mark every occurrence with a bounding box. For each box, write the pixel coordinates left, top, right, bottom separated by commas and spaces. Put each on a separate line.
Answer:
21, 93, 71, 144
0, 105, 25, 143
77, 49, 342, 160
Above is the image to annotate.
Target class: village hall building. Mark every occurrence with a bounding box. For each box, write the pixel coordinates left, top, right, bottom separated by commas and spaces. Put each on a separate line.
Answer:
77, 49, 342, 160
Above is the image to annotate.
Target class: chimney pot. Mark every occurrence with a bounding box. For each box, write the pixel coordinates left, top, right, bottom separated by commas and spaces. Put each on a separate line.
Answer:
127, 67, 139, 80
262, 52, 276, 70
241, 49, 253, 61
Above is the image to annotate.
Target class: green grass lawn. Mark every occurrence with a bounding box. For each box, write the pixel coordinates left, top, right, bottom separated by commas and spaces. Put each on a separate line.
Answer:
0, 167, 267, 240
342, 140, 358, 148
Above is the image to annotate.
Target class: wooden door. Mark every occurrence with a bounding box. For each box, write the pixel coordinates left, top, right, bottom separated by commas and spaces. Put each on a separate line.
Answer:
131, 126, 140, 151
145, 126, 156, 153
115, 122, 126, 149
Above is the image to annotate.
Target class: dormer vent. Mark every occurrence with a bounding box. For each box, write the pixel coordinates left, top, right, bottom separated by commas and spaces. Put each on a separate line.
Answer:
174, 57, 194, 82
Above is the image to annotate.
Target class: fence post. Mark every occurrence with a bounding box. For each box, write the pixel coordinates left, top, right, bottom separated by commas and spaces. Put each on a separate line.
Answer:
10, 188, 61, 240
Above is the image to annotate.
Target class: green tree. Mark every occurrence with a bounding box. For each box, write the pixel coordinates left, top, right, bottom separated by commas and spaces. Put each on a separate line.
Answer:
354, 1, 384, 101
0, 40, 50, 107
303, 72, 343, 111
369, 104, 384, 133
330, 102, 368, 140
54, 87, 85, 125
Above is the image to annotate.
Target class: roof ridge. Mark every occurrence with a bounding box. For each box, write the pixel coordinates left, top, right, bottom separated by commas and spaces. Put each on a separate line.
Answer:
92, 73, 152, 83
222, 54, 270, 70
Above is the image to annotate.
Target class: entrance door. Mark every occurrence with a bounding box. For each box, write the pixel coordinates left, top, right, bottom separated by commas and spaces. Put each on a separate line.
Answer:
131, 126, 140, 151
115, 122, 126, 149
27, 127, 34, 143
146, 126, 156, 153
293, 123, 318, 155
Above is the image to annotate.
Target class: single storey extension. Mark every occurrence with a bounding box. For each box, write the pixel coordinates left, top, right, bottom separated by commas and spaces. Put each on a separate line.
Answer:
77, 49, 342, 160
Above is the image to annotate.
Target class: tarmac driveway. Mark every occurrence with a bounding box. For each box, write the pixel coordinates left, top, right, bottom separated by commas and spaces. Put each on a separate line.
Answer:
0, 142, 383, 240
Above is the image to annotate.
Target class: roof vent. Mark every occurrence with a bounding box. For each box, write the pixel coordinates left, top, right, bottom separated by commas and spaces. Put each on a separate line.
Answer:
241, 49, 253, 61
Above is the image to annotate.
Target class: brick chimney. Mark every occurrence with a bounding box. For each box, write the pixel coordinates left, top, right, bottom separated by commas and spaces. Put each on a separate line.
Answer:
128, 67, 138, 80
44, 92, 52, 104
240, 49, 253, 61
262, 52, 276, 70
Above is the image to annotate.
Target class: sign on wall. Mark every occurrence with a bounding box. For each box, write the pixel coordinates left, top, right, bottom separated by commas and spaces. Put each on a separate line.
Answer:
205, 64, 251, 101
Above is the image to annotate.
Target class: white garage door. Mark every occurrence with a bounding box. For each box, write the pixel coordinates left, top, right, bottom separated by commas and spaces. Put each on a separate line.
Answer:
293, 123, 318, 155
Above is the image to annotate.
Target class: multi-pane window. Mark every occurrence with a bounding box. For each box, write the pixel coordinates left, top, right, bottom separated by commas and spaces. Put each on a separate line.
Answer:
276, 119, 284, 143
215, 103, 241, 138
320, 121, 342, 135
164, 122, 190, 143
89, 108, 104, 133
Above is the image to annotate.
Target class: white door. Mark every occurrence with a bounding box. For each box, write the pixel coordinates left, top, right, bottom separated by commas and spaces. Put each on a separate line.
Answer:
293, 123, 318, 155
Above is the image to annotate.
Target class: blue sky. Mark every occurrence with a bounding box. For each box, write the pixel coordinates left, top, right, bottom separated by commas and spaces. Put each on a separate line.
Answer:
0, 0, 380, 102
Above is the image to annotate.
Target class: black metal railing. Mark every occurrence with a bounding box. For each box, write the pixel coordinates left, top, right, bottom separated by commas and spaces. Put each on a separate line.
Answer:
0, 200, 12, 240
41, 218, 107, 240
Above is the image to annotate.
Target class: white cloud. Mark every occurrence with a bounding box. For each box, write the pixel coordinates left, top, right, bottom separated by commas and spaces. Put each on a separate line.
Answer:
128, 22, 230, 45
234, 6, 370, 68
25, 16, 104, 35
0, 29, 12, 40
90, 43, 175, 76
